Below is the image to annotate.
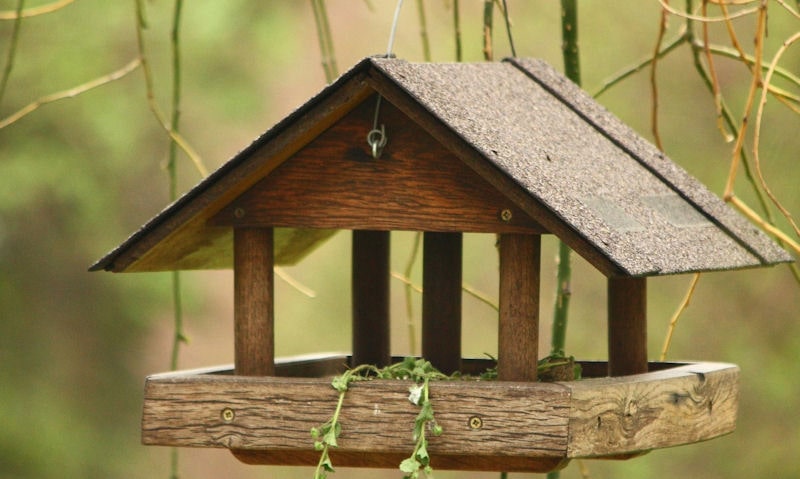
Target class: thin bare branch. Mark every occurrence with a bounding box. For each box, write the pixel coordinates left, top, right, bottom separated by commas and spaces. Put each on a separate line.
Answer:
650, 1, 670, 150
660, 273, 701, 361
0, 0, 72, 19
658, 0, 760, 22
0, 58, 141, 129
751, 31, 800, 238
0, 0, 25, 110
729, 196, 800, 255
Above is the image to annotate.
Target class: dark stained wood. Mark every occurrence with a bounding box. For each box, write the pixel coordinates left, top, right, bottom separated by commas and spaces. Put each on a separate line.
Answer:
352, 230, 391, 367
234, 228, 275, 376
232, 450, 568, 472
211, 98, 545, 235
363, 72, 627, 277
607, 277, 648, 376
102, 72, 374, 272
422, 232, 463, 375
142, 360, 738, 467
498, 234, 541, 381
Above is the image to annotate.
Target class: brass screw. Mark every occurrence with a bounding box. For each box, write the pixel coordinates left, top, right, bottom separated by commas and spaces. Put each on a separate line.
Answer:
468, 416, 483, 429
500, 209, 513, 222
221, 408, 235, 422
233, 207, 245, 219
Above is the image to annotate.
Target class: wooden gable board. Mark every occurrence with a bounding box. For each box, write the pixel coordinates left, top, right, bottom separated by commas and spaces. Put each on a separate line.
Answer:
92, 57, 792, 276
210, 95, 544, 234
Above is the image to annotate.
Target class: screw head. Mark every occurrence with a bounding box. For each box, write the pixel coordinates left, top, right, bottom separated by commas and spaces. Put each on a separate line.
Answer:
221, 407, 235, 422
468, 416, 483, 429
500, 209, 513, 222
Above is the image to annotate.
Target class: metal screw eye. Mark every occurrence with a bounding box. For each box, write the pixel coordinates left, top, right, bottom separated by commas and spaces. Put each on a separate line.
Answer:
500, 209, 513, 222
233, 207, 245, 219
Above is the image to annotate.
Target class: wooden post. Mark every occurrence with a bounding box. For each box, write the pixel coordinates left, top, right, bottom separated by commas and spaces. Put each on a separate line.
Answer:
608, 276, 647, 376
422, 232, 462, 375
498, 234, 541, 381
352, 230, 391, 367
234, 227, 275, 376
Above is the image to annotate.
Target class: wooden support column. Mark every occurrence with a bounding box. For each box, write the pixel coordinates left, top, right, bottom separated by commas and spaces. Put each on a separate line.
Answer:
608, 276, 648, 377
422, 232, 462, 375
234, 228, 275, 376
352, 230, 391, 367
498, 234, 541, 381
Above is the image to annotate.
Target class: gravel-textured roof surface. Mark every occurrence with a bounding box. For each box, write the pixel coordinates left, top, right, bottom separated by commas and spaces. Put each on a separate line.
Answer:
372, 57, 791, 275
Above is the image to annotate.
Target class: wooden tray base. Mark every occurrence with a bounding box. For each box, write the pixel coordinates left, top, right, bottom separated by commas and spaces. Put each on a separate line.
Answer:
142, 354, 738, 472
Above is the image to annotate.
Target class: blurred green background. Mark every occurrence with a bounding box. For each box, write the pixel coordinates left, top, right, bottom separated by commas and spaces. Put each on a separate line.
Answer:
0, 1, 797, 478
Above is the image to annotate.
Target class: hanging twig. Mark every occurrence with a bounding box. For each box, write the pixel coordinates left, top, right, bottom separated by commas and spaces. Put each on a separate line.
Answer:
133, 0, 207, 178
649, 0, 670, 150
0, 0, 25, 111
657, 0, 760, 22
482, 0, 493, 61
453, 0, 462, 61
751, 31, 800, 239
723, 1, 767, 200
310, 0, 338, 82
500, 0, 516, 57
414, 0, 431, 61
660, 273, 701, 361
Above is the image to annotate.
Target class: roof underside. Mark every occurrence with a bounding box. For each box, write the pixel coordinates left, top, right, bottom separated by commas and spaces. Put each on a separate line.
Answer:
91, 56, 792, 276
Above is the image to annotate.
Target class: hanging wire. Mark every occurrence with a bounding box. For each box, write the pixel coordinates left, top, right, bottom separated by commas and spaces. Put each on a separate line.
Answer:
366, 0, 403, 159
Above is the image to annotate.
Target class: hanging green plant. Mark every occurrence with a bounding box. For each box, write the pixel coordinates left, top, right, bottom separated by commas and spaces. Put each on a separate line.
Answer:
312, 357, 449, 479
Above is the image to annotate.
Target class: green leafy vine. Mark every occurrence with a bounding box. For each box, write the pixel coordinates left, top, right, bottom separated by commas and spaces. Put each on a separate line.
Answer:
312, 358, 448, 479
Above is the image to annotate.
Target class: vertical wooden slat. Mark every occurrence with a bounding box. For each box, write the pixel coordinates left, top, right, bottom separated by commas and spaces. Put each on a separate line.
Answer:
608, 276, 648, 376
234, 227, 275, 376
497, 234, 541, 381
352, 230, 391, 367
422, 232, 463, 375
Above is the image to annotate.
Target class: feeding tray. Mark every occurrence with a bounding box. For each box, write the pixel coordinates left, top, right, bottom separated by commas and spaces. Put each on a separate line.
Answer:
142, 354, 738, 472
92, 57, 791, 473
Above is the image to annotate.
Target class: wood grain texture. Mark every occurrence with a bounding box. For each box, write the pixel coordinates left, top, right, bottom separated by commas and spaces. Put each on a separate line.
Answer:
352, 230, 391, 367
234, 228, 274, 376
141, 359, 737, 470
422, 232, 463, 375
211, 97, 544, 234
498, 234, 541, 381
142, 374, 571, 462
607, 277, 647, 376
566, 362, 739, 457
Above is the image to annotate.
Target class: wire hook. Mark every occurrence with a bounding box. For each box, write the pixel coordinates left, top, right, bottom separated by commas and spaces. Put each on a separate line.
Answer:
367, 124, 387, 159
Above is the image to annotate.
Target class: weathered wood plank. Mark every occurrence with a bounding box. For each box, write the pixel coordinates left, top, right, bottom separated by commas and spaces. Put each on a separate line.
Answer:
234, 228, 274, 376
141, 360, 737, 470
211, 97, 545, 234
565, 362, 739, 457
498, 234, 541, 381
142, 375, 571, 458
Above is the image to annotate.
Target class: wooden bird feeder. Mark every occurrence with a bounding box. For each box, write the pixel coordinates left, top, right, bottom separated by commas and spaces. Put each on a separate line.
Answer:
92, 57, 791, 472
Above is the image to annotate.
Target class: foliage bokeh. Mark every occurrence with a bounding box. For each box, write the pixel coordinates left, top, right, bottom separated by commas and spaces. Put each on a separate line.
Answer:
0, 1, 797, 478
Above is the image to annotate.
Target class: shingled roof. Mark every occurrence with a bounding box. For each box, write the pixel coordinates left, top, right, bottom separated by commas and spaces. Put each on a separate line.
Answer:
91, 56, 791, 276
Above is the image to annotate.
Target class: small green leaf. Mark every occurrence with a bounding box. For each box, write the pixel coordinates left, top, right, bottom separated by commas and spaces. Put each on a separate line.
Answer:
321, 455, 335, 472
323, 428, 338, 447
432, 424, 443, 436
416, 443, 429, 465
399, 457, 421, 474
